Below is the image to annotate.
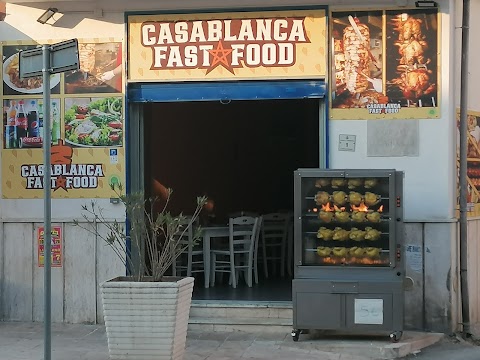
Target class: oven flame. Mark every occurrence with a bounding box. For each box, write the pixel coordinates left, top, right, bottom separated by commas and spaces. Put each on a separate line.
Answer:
333, 205, 346, 212
351, 202, 369, 212
320, 256, 388, 266
313, 208, 318, 213
321, 203, 335, 212
378, 205, 384, 213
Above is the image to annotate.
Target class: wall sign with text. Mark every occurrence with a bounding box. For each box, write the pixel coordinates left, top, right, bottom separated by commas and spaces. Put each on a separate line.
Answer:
127, 9, 327, 82
1, 39, 125, 199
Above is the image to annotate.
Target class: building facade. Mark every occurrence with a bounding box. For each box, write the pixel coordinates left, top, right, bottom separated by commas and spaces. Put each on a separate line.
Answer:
0, 0, 478, 334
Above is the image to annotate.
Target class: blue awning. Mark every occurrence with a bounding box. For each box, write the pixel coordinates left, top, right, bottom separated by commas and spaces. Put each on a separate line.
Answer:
127, 80, 326, 102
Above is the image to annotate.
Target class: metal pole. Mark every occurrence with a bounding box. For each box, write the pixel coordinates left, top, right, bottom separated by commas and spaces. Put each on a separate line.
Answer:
42, 44, 52, 360
459, 0, 471, 337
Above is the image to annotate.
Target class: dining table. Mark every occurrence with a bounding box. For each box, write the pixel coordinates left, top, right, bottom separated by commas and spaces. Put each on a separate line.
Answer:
201, 225, 230, 288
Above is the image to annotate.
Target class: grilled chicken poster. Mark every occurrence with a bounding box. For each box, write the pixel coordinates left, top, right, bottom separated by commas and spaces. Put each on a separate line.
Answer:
330, 9, 439, 120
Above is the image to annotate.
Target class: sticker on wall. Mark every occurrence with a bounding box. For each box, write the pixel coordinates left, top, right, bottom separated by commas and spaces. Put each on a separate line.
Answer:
330, 8, 439, 120
38, 226, 62, 267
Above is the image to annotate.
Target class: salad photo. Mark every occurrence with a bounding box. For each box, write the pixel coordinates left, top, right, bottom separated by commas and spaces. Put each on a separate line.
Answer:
64, 97, 123, 147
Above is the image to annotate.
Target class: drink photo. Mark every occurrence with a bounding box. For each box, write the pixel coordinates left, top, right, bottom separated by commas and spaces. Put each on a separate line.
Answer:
2, 98, 61, 149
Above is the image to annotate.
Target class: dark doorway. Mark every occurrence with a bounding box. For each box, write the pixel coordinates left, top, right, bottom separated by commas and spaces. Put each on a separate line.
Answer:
143, 98, 321, 300
144, 99, 319, 220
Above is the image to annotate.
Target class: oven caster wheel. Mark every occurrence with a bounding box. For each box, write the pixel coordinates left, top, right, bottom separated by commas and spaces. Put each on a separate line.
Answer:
291, 329, 301, 342
390, 331, 403, 343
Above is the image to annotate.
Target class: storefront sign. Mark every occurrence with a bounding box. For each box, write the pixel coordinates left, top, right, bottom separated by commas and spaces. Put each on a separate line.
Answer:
330, 8, 440, 120
38, 226, 62, 267
1, 40, 125, 199
127, 9, 327, 81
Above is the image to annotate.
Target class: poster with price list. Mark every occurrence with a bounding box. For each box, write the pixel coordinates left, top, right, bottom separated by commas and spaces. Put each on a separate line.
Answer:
38, 226, 62, 267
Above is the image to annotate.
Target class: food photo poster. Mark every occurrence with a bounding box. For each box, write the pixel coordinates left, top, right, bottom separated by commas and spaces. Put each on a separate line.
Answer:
456, 109, 480, 218
330, 8, 439, 120
3, 45, 61, 96
0, 39, 125, 199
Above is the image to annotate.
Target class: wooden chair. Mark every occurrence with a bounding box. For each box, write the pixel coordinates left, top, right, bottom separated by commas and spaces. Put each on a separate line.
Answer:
172, 217, 205, 278
210, 216, 261, 288
261, 213, 290, 278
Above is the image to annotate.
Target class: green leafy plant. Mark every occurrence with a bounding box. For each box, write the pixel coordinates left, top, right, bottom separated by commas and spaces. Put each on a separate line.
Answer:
73, 183, 207, 282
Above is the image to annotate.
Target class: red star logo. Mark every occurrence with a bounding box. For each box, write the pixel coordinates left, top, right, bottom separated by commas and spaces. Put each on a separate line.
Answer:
206, 41, 234, 75
54, 175, 68, 192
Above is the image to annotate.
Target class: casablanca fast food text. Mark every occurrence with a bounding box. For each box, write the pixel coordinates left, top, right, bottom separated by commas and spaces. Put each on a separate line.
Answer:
140, 18, 310, 69
21, 164, 104, 190
366, 103, 401, 114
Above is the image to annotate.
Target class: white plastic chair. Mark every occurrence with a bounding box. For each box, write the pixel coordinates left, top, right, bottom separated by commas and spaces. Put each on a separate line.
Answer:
261, 213, 290, 278
210, 216, 261, 288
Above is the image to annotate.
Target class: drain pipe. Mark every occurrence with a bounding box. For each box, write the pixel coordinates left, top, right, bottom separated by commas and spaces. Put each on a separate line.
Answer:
459, 0, 471, 338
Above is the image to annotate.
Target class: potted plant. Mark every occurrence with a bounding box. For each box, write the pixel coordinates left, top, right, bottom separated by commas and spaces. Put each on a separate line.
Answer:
74, 184, 207, 360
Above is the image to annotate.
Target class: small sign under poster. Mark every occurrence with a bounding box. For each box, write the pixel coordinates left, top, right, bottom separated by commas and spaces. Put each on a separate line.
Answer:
38, 226, 62, 267
354, 298, 384, 325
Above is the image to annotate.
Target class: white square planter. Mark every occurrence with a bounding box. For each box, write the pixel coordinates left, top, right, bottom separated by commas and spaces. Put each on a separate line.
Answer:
100, 276, 195, 360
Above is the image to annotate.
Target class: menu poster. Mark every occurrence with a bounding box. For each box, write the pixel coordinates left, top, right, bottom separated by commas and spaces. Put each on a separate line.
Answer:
65, 42, 122, 94
0, 39, 126, 199
38, 226, 62, 267
2, 45, 61, 96
330, 8, 439, 120
456, 109, 480, 218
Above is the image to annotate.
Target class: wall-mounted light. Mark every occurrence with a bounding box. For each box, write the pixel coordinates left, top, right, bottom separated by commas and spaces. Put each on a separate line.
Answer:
37, 7, 58, 24
415, 0, 437, 7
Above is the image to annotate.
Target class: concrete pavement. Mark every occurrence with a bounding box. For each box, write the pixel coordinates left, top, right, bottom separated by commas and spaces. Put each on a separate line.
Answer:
0, 322, 446, 360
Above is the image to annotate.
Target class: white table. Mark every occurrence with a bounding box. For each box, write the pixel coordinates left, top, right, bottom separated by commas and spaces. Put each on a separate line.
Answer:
202, 226, 229, 288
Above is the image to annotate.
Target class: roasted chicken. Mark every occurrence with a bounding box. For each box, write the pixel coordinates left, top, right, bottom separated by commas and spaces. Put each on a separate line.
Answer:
333, 191, 348, 206
332, 247, 347, 257
331, 178, 347, 188
365, 192, 381, 206
365, 227, 382, 241
349, 191, 363, 206
366, 211, 381, 223
397, 39, 428, 66
365, 247, 381, 258
319, 210, 334, 223
333, 227, 350, 241
364, 178, 378, 188
395, 15, 423, 42
351, 210, 366, 223
317, 227, 334, 241
315, 178, 330, 188
348, 178, 363, 189
349, 246, 365, 257
317, 246, 332, 257
315, 191, 331, 205
391, 68, 435, 102
350, 228, 367, 241
335, 211, 350, 223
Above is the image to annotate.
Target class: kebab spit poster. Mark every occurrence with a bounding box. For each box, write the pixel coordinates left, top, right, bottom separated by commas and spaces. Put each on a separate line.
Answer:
330, 9, 439, 120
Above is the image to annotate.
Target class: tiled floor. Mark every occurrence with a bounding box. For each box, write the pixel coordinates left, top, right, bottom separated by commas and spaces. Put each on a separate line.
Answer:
192, 276, 292, 301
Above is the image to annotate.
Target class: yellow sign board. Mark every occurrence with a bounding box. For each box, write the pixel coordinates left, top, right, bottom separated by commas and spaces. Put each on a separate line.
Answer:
1, 40, 125, 199
127, 9, 327, 82
2, 143, 124, 199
